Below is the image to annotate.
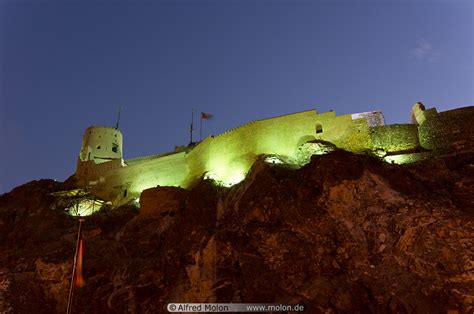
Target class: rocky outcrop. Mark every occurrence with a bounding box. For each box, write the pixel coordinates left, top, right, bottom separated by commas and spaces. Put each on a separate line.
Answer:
0, 150, 473, 313
139, 186, 188, 217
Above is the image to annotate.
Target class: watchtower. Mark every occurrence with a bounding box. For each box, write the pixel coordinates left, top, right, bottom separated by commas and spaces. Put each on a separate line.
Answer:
79, 126, 123, 164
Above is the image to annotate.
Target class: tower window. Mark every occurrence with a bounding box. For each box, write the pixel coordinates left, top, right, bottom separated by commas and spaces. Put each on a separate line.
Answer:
123, 189, 128, 197
112, 143, 118, 153
316, 123, 323, 134
96, 145, 101, 149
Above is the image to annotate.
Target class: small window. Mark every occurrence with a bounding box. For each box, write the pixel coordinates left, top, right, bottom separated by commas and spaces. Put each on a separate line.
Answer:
112, 143, 118, 153
123, 189, 127, 197
316, 123, 323, 134
96, 145, 101, 149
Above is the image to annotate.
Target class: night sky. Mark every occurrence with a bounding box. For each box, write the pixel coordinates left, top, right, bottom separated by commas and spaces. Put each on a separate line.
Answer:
1, 0, 473, 193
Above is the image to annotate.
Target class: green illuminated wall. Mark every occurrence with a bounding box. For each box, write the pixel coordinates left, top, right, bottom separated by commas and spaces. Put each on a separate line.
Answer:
75, 105, 474, 206
184, 110, 373, 186
418, 107, 474, 151
76, 109, 382, 203
84, 152, 187, 203
369, 124, 420, 153
311, 111, 372, 152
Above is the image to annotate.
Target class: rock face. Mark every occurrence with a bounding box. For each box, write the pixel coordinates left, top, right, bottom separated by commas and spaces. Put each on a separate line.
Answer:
0, 150, 473, 313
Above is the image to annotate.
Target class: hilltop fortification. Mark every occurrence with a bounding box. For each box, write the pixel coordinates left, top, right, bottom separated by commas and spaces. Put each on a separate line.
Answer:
75, 103, 474, 206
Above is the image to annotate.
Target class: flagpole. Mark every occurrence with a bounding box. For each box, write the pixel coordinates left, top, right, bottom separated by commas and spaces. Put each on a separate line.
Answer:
190, 109, 194, 145
67, 218, 84, 314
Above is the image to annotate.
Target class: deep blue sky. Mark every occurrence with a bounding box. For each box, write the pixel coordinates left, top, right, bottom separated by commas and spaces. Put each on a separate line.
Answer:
1, 0, 473, 193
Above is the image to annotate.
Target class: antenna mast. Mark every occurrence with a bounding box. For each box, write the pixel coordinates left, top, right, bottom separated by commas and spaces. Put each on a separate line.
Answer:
115, 105, 122, 129
189, 108, 195, 145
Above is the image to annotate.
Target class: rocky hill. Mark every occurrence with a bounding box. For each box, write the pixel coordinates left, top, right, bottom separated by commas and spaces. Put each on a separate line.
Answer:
0, 150, 473, 313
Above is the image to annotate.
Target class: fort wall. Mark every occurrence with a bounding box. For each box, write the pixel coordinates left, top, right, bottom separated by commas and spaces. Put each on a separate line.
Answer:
76, 159, 123, 183
75, 109, 387, 203
184, 110, 376, 186
313, 111, 373, 152
418, 107, 474, 152
81, 152, 188, 203
185, 110, 318, 185
370, 124, 420, 153
74, 104, 474, 206
122, 151, 187, 197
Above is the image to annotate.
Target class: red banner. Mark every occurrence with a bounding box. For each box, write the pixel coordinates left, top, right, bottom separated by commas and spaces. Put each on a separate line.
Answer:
74, 235, 85, 288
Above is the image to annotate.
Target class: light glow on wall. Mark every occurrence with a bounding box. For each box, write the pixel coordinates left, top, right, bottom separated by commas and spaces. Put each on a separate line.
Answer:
383, 153, 426, 164
204, 155, 248, 187
264, 156, 284, 164
65, 199, 106, 216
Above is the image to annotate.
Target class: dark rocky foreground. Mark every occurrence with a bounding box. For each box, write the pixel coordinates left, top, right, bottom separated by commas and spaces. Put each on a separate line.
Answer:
0, 150, 473, 313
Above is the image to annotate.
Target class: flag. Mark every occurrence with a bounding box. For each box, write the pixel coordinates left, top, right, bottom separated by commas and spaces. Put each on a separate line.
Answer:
74, 233, 85, 288
201, 112, 214, 120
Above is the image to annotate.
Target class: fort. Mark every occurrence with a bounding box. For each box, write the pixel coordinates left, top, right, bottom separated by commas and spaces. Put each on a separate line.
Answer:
74, 102, 474, 207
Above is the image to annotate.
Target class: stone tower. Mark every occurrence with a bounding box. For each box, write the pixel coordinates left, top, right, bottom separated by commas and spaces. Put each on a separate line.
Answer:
79, 126, 123, 164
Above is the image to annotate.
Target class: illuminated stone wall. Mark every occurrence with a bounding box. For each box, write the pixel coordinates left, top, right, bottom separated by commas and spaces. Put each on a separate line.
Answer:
370, 124, 420, 153
74, 105, 474, 206
184, 110, 377, 186
185, 110, 318, 186
119, 152, 187, 197
76, 109, 381, 203
418, 107, 474, 152
312, 111, 373, 152
75, 159, 123, 185
77, 152, 187, 203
